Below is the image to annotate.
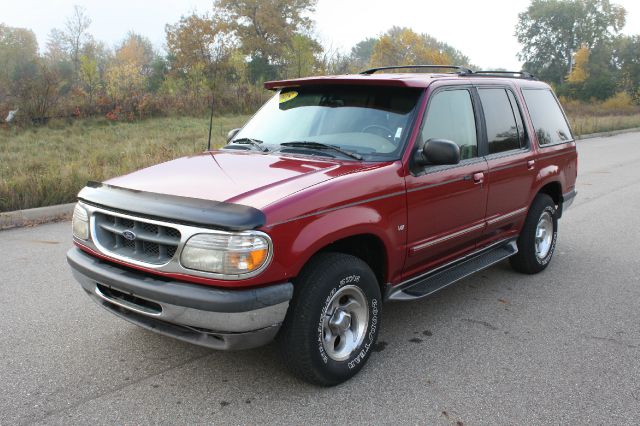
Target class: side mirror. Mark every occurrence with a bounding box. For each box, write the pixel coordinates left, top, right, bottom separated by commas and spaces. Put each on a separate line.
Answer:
415, 139, 460, 166
226, 128, 241, 143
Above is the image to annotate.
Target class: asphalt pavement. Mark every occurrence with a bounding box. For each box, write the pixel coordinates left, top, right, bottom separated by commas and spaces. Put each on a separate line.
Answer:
1, 132, 639, 425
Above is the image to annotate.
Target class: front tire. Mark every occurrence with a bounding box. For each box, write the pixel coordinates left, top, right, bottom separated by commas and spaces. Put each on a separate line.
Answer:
510, 193, 558, 274
277, 253, 382, 386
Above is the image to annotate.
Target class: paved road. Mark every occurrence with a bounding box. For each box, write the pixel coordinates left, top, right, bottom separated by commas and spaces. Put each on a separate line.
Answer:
1, 133, 639, 425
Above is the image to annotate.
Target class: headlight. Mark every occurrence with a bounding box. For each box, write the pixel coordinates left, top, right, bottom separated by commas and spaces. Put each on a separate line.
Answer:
180, 232, 271, 276
72, 203, 89, 240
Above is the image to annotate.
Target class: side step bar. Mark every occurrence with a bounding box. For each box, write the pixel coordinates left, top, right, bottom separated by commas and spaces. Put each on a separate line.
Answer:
387, 239, 518, 302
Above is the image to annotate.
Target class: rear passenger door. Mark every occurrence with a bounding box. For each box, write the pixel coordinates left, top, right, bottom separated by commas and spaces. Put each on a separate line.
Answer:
476, 86, 537, 248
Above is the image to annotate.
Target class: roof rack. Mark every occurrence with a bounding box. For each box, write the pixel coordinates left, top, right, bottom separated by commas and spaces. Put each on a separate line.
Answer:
359, 65, 537, 80
471, 70, 537, 80
360, 65, 473, 75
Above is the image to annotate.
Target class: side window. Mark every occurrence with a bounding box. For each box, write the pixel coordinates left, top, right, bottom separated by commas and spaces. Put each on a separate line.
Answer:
478, 88, 520, 154
522, 89, 573, 145
422, 89, 477, 160
506, 90, 527, 148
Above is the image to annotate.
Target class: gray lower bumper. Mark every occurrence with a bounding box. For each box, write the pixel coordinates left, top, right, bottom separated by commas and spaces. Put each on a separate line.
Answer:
67, 248, 293, 350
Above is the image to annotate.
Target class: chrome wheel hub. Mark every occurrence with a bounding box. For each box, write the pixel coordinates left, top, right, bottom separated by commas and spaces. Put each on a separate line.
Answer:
535, 211, 554, 260
329, 309, 352, 335
322, 285, 369, 362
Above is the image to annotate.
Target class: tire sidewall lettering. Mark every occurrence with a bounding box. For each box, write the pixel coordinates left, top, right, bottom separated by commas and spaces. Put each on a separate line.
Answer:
315, 272, 379, 371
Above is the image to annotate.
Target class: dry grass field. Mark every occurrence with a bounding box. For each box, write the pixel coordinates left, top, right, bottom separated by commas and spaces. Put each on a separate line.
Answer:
1, 110, 639, 212
0, 116, 248, 212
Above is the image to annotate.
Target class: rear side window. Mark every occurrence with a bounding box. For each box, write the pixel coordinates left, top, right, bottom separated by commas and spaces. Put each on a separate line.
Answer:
478, 88, 520, 154
522, 89, 573, 145
422, 89, 478, 160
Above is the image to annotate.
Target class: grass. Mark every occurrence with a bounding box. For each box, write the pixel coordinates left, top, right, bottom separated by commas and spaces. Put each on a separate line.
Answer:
1, 110, 639, 212
561, 95, 640, 136
567, 113, 640, 136
0, 116, 249, 212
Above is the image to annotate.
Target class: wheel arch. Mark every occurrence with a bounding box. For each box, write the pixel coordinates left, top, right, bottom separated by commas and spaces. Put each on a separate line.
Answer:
536, 181, 562, 206
318, 234, 388, 291
292, 229, 392, 295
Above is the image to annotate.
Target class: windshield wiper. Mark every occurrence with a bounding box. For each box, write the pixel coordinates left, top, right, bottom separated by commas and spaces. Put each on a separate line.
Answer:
230, 137, 266, 151
280, 141, 363, 160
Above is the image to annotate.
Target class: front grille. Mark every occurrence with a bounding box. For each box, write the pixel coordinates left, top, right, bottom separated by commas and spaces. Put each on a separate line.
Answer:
93, 212, 181, 265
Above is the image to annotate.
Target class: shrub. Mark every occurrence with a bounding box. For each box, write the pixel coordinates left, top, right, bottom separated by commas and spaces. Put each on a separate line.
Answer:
601, 92, 635, 112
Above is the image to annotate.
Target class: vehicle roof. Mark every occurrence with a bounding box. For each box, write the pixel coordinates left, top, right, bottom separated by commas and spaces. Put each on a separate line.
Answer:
264, 73, 551, 91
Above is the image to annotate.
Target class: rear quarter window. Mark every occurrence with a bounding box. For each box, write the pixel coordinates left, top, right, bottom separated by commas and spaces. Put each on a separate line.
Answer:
522, 89, 573, 146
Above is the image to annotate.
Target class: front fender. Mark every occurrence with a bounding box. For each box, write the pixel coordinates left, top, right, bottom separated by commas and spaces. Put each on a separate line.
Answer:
266, 201, 407, 285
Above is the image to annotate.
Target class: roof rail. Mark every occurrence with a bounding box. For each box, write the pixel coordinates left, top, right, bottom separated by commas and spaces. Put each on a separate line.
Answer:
471, 70, 537, 80
360, 65, 473, 75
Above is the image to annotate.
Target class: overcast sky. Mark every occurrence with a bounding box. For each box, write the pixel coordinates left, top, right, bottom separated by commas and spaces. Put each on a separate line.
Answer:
3, 0, 640, 70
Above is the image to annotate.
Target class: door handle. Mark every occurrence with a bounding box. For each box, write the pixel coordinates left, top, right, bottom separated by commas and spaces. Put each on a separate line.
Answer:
527, 160, 536, 170
473, 172, 484, 184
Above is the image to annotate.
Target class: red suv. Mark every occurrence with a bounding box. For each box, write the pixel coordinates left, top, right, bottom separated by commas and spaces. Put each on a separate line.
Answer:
67, 65, 577, 385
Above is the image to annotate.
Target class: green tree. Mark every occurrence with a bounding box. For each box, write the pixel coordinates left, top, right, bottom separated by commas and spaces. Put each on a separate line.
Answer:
516, 0, 626, 84
614, 35, 640, 102
79, 55, 99, 108
215, 0, 317, 66
0, 24, 40, 117
0, 24, 38, 84
283, 34, 321, 78
350, 38, 377, 70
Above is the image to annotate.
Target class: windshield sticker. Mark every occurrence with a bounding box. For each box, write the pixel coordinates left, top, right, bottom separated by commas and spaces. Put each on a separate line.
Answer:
395, 127, 403, 139
279, 91, 298, 103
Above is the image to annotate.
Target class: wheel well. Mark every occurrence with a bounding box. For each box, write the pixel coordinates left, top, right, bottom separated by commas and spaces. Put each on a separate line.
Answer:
537, 182, 562, 206
319, 234, 387, 291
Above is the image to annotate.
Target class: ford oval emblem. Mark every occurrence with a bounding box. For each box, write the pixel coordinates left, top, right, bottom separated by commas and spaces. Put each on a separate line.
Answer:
122, 230, 136, 241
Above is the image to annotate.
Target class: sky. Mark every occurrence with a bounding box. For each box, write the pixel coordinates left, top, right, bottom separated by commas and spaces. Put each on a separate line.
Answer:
2, 0, 639, 70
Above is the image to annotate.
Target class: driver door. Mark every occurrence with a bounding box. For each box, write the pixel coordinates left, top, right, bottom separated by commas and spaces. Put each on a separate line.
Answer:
403, 87, 488, 279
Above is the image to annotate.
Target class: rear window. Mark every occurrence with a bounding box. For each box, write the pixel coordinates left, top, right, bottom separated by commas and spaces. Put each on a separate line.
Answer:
522, 89, 573, 146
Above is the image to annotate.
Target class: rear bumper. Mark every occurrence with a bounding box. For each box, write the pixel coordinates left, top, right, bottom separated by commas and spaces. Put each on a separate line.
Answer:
67, 248, 293, 350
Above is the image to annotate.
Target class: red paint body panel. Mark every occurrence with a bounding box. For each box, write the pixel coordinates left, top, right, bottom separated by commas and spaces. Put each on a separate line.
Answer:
78, 73, 577, 291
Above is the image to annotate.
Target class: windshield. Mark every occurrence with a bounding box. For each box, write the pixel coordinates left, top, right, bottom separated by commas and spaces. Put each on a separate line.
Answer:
232, 85, 422, 161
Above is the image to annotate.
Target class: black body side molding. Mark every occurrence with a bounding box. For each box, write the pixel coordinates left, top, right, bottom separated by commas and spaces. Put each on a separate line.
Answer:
78, 181, 266, 231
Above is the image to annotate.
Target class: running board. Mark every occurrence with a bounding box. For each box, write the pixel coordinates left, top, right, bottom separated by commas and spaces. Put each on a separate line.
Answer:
387, 239, 518, 302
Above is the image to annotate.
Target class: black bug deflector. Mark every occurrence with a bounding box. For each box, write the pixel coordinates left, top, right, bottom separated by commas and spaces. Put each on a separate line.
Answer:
78, 181, 266, 231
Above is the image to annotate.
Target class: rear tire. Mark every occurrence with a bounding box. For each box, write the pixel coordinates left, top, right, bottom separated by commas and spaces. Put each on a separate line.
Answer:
510, 194, 558, 274
277, 253, 381, 386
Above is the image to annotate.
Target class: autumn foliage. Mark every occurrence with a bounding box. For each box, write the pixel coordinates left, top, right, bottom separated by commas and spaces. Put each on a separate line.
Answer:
2, 0, 639, 126
0, 1, 478, 125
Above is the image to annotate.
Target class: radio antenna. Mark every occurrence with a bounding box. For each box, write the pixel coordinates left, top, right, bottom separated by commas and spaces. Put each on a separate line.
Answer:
207, 91, 215, 151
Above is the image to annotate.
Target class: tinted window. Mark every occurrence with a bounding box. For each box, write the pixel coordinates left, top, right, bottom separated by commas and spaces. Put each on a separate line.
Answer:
522, 89, 573, 145
507, 90, 527, 148
422, 89, 477, 160
479, 88, 520, 154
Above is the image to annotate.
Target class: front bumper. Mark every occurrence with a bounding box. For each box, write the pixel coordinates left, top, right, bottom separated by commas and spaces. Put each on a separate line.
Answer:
67, 248, 293, 350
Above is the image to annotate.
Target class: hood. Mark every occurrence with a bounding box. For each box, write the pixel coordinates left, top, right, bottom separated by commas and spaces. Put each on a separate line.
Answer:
105, 150, 379, 210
